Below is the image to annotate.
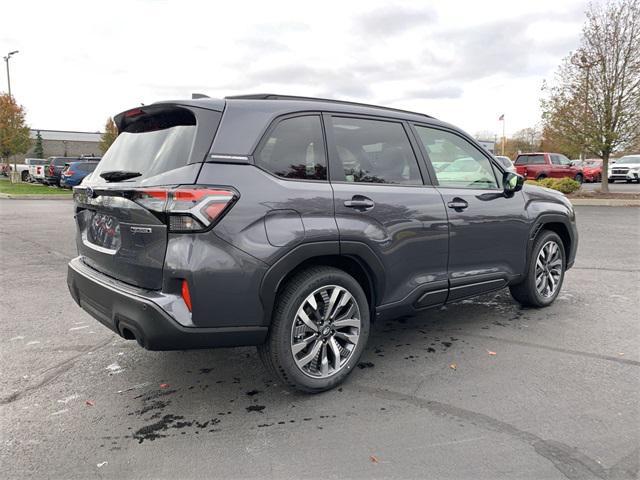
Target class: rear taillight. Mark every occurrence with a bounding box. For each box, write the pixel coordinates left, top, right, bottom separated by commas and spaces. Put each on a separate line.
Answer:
133, 186, 237, 233
48, 165, 55, 175
181, 279, 193, 312
64, 170, 75, 176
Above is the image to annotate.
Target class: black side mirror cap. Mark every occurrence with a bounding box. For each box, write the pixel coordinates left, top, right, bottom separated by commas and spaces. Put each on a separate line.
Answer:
503, 172, 524, 195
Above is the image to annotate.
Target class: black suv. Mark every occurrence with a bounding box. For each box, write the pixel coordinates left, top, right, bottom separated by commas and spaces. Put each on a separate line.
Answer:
67, 94, 578, 392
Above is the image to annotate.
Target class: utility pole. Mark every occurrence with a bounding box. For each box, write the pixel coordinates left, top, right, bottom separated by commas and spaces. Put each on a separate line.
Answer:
3, 50, 19, 97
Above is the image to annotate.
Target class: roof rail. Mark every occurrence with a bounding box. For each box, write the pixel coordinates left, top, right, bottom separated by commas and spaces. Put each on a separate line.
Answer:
225, 93, 433, 119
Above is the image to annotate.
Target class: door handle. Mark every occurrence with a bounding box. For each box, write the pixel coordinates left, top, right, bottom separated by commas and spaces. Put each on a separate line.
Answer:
344, 196, 375, 210
447, 198, 468, 210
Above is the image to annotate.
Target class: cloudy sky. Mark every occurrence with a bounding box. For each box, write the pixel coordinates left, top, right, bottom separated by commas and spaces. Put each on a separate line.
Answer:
2, 0, 587, 138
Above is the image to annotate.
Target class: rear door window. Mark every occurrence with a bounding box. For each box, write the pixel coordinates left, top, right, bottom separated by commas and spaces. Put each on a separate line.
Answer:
255, 115, 327, 180
329, 117, 423, 185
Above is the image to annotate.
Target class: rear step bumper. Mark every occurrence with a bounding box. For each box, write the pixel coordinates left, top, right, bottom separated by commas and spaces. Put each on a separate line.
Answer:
67, 257, 268, 350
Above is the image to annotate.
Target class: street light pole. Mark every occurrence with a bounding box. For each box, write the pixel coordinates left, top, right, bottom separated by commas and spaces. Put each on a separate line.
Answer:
3, 50, 19, 97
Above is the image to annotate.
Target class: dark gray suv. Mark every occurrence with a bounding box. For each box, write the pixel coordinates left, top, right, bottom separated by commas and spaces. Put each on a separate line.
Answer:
67, 94, 578, 392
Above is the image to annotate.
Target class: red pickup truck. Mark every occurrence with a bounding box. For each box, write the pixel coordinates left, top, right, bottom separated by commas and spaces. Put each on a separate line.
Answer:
514, 152, 584, 183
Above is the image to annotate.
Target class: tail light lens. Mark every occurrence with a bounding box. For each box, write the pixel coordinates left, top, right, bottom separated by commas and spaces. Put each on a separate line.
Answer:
64, 170, 75, 176
132, 186, 237, 233
48, 165, 55, 175
181, 279, 193, 312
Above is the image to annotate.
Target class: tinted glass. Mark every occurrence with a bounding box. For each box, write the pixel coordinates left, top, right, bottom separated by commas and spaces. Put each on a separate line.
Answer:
78, 162, 98, 172
331, 117, 422, 185
93, 108, 196, 182
551, 155, 561, 165
255, 116, 327, 180
415, 126, 498, 189
516, 154, 545, 165
616, 155, 640, 164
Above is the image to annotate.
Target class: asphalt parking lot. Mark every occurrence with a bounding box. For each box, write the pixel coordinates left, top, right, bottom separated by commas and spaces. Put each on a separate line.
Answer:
581, 182, 639, 193
1, 200, 639, 480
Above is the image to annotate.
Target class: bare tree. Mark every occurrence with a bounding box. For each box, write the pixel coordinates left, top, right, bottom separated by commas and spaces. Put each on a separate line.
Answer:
541, 0, 640, 192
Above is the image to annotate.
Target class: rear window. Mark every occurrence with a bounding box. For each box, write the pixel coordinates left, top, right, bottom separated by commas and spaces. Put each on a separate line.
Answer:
93, 108, 196, 182
77, 162, 98, 172
515, 154, 545, 165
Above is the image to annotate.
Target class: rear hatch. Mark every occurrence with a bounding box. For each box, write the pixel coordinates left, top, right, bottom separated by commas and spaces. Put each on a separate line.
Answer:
73, 103, 223, 290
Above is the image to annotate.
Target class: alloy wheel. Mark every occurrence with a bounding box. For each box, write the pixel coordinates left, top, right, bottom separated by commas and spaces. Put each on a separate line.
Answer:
535, 241, 563, 298
290, 285, 361, 378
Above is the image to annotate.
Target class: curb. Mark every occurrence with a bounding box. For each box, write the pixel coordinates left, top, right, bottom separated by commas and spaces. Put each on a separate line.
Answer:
0, 193, 73, 200
569, 198, 640, 207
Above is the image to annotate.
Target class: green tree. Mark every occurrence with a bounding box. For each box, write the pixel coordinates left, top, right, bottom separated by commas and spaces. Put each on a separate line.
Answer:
100, 117, 118, 153
0, 93, 31, 182
541, 0, 640, 192
33, 130, 44, 158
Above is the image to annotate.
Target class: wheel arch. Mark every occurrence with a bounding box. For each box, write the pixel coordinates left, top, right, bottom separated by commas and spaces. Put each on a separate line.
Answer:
527, 215, 575, 271
259, 241, 385, 325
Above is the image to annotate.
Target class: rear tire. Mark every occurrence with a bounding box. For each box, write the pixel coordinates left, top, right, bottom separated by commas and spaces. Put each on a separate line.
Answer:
258, 266, 370, 393
510, 230, 566, 308
21, 170, 29, 182
536, 174, 547, 181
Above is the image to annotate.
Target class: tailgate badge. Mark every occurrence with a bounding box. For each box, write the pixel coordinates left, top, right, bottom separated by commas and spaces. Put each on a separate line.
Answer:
130, 226, 152, 234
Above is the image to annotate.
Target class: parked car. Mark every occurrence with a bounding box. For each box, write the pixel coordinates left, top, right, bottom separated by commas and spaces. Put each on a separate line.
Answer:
514, 152, 584, 183
26, 158, 48, 183
608, 154, 640, 183
4, 162, 30, 182
60, 160, 100, 188
67, 95, 578, 392
580, 159, 603, 183
44, 156, 99, 186
494, 155, 515, 172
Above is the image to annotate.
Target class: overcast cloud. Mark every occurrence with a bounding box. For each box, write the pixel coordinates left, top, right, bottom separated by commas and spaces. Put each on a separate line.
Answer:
2, 0, 587, 137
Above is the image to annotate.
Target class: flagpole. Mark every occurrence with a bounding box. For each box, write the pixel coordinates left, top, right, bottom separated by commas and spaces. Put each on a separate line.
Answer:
501, 116, 505, 156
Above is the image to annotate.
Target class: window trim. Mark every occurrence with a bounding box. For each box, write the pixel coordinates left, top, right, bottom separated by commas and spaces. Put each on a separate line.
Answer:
410, 123, 503, 191
251, 112, 330, 183
324, 113, 427, 187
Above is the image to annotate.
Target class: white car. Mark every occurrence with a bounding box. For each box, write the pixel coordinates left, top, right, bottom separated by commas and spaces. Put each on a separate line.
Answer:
608, 154, 640, 183
494, 155, 516, 173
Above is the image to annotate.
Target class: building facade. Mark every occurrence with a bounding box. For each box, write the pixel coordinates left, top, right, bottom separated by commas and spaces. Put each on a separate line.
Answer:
18, 129, 103, 162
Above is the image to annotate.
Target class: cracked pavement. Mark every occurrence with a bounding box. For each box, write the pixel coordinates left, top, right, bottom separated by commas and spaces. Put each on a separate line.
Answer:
1, 200, 638, 479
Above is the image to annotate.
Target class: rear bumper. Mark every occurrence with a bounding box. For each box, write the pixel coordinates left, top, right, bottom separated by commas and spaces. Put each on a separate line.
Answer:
67, 257, 267, 350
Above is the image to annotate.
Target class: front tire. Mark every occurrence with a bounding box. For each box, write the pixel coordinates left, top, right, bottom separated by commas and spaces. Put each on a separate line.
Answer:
510, 230, 566, 308
258, 266, 370, 393
574, 173, 583, 184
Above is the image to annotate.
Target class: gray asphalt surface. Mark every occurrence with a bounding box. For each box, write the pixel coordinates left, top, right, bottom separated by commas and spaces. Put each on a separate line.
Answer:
1, 200, 639, 480
580, 182, 639, 193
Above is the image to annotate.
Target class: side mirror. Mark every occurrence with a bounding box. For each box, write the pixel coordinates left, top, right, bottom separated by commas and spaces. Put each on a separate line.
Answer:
503, 171, 524, 195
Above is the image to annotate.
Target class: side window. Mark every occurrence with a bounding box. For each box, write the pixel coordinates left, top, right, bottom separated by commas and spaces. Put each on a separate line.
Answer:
530, 155, 546, 165
255, 115, 327, 180
330, 117, 422, 185
515, 156, 528, 165
551, 155, 561, 165
414, 126, 498, 189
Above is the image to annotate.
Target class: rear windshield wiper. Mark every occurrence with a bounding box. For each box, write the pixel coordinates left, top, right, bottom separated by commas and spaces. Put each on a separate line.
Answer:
100, 170, 142, 182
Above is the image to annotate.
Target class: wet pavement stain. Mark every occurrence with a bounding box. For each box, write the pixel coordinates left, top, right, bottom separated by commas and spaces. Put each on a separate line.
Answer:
357, 362, 375, 369
246, 405, 266, 413
246, 389, 262, 396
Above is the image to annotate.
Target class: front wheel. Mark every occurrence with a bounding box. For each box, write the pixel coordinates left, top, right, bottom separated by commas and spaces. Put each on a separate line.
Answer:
510, 230, 566, 308
574, 173, 583, 184
258, 266, 370, 393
